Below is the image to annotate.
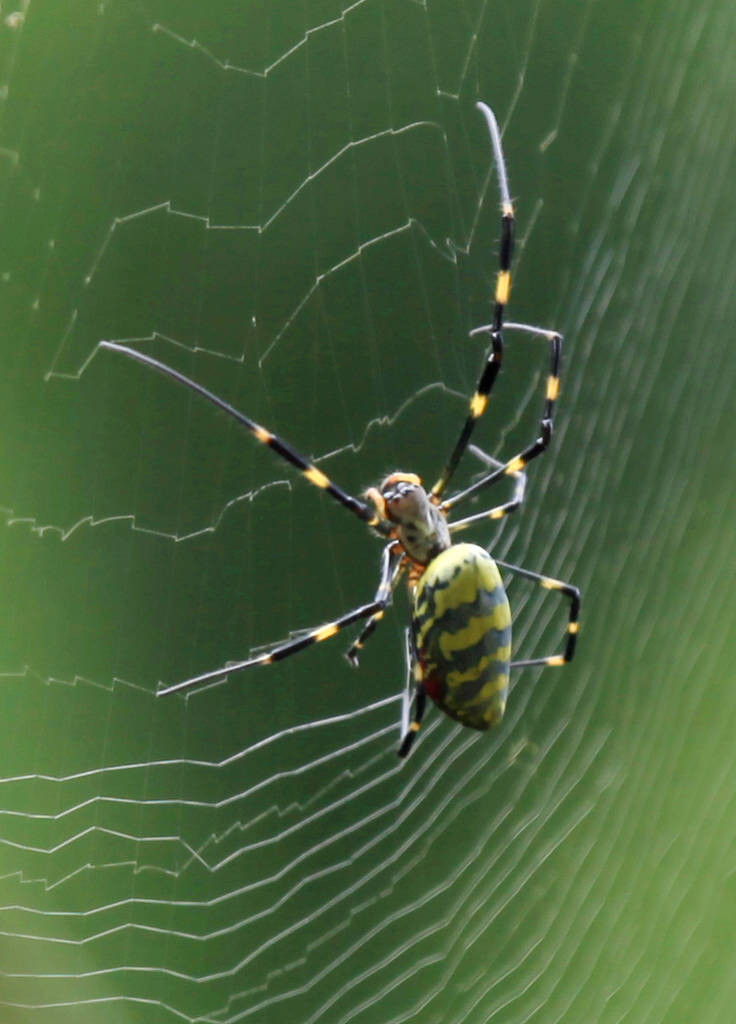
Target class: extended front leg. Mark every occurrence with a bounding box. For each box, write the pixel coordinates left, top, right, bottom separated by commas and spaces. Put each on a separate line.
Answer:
158, 544, 402, 697
431, 103, 514, 499
99, 341, 393, 537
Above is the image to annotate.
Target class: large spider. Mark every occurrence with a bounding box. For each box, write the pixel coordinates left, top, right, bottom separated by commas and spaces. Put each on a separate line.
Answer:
100, 102, 580, 758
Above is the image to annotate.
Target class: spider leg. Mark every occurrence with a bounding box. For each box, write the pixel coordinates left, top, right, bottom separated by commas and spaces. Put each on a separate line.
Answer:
445, 450, 527, 534
494, 558, 580, 669
431, 328, 504, 501
397, 628, 427, 759
157, 544, 402, 697
442, 323, 561, 522
98, 341, 392, 538
431, 102, 514, 499
345, 547, 405, 666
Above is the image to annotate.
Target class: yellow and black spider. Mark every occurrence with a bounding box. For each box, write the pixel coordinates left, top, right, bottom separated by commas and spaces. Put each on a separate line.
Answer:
100, 102, 580, 759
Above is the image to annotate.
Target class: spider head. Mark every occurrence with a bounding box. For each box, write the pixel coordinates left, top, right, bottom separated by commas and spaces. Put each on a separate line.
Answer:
380, 472, 425, 519
365, 472, 450, 564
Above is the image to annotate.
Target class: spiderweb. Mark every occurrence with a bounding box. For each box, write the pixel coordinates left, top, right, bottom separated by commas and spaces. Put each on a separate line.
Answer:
2, 0, 736, 1021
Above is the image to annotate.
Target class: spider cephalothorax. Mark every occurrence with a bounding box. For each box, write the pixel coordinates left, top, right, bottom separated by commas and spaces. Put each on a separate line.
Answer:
365, 472, 451, 565
98, 101, 580, 759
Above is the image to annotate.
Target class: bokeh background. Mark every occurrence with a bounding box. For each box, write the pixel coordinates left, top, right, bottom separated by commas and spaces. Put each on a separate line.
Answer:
1, 1, 735, 1021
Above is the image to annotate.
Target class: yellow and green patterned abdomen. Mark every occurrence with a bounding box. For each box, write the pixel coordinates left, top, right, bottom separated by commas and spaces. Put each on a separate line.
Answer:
412, 543, 511, 730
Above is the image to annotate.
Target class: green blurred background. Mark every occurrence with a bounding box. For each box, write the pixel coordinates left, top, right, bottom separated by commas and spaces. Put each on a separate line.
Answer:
1, 1, 735, 1021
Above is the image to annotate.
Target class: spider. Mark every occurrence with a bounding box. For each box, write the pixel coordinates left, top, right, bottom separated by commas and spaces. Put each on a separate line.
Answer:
99, 102, 580, 759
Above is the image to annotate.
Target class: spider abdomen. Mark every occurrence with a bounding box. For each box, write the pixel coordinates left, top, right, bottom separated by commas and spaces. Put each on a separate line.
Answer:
412, 543, 511, 731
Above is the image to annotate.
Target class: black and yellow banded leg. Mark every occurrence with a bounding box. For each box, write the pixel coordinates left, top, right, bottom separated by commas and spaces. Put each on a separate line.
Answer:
99, 341, 392, 538
158, 544, 403, 697
446, 449, 527, 535
346, 551, 405, 667
398, 629, 427, 759
494, 558, 580, 668
432, 102, 514, 500
441, 324, 562, 518
431, 328, 505, 500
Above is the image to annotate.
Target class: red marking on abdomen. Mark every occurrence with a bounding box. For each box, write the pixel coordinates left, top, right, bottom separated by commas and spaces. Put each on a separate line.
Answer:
422, 672, 443, 702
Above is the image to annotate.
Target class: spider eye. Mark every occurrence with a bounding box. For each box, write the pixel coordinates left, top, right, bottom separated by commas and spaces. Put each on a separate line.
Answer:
384, 481, 415, 503
380, 472, 422, 502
